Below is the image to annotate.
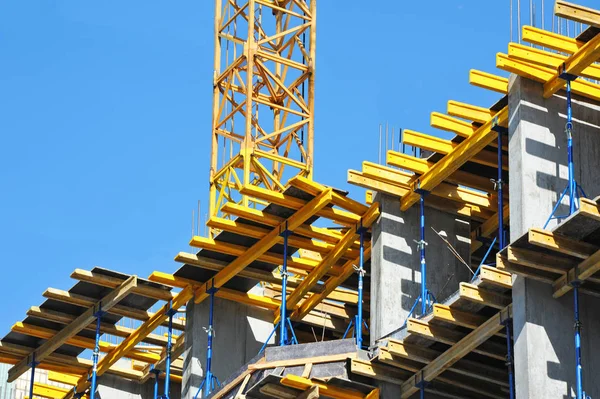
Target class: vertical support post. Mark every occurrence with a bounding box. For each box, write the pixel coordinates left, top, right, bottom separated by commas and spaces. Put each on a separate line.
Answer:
204, 280, 218, 397
355, 222, 366, 348
573, 284, 584, 399
279, 223, 290, 346
504, 319, 516, 399
164, 304, 176, 399
419, 193, 427, 315
497, 128, 505, 250
151, 368, 161, 399
566, 78, 576, 216
90, 305, 104, 399
28, 353, 36, 399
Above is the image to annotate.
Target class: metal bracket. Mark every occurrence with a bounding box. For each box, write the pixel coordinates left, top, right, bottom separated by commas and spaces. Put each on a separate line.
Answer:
491, 116, 509, 135
93, 301, 106, 318
559, 63, 578, 82
203, 325, 216, 337
352, 264, 366, 277
490, 178, 503, 191
413, 239, 428, 251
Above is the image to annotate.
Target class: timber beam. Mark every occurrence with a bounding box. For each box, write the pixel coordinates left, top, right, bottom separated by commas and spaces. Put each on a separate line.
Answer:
555, 1, 600, 27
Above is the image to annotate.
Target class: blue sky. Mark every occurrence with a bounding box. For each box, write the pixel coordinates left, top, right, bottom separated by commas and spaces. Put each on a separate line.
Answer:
0, 1, 589, 335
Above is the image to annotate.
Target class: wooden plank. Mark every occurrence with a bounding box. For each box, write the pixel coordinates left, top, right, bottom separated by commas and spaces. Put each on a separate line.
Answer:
7, 276, 138, 383
297, 385, 320, 399
400, 306, 511, 398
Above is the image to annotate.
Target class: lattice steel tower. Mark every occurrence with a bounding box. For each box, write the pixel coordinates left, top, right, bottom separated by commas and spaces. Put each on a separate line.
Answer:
209, 0, 316, 231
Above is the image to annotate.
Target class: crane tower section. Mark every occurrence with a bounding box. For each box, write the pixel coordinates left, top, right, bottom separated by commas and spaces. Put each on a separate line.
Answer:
209, 0, 316, 228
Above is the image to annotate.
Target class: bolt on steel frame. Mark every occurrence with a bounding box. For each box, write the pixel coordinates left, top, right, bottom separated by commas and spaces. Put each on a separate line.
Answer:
209, 0, 316, 236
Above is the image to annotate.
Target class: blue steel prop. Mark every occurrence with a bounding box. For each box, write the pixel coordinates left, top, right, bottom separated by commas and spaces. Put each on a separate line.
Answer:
28, 353, 38, 399
573, 283, 588, 399
544, 72, 587, 229
150, 368, 161, 399
259, 222, 298, 354
89, 303, 106, 399
342, 223, 369, 348
471, 236, 498, 282
161, 302, 180, 399
401, 189, 436, 329
501, 315, 516, 399
194, 279, 222, 398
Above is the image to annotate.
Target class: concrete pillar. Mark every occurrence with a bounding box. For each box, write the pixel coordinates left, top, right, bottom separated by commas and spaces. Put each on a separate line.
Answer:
370, 193, 471, 346
180, 288, 274, 399
508, 75, 600, 398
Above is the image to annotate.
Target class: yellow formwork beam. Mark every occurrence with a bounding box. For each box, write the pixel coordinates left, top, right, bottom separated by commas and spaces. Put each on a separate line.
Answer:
497, 53, 600, 101
399, 106, 508, 211
220, 202, 358, 247
193, 189, 334, 306
290, 247, 371, 321
430, 112, 476, 137
522, 25, 581, 53
471, 204, 510, 253
386, 151, 500, 194
10, 322, 161, 364
509, 42, 600, 80
401, 129, 507, 170
544, 32, 600, 98
283, 203, 380, 313
239, 184, 358, 225
42, 288, 184, 330
8, 276, 138, 383
48, 371, 80, 386
459, 282, 511, 310
555, 1, 600, 27
399, 306, 511, 398
447, 100, 496, 124
189, 235, 323, 273
528, 227, 598, 259
30, 383, 71, 399
361, 161, 496, 210
280, 374, 377, 399
469, 69, 509, 94
206, 216, 358, 259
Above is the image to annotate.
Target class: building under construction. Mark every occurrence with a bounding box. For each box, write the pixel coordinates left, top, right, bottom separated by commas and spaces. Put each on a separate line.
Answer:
2, 1, 600, 398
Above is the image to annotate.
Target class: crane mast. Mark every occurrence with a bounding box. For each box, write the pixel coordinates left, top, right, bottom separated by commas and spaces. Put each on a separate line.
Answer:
209, 0, 316, 233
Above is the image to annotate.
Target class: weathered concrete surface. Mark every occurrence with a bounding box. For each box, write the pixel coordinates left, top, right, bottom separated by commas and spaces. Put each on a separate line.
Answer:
370, 193, 471, 346
97, 374, 181, 399
509, 75, 600, 398
181, 287, 274, 399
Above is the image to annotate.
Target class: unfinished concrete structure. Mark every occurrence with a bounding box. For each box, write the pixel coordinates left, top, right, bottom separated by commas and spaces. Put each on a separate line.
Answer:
2, 1, 600, 399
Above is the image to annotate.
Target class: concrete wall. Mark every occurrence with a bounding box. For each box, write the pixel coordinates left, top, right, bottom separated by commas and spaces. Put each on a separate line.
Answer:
97, 374, 181, 399
370, 193, 471, 346
181, 287, 274, 399
509, 75, 600, 398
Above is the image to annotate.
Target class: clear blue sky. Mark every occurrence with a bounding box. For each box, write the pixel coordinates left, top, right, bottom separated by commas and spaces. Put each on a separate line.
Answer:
0, 1, 580, 334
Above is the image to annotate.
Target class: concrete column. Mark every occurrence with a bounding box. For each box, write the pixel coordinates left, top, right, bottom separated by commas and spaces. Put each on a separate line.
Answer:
370, 193, 471, 346
180, 288, 274, 399
508, 75, 600, 398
